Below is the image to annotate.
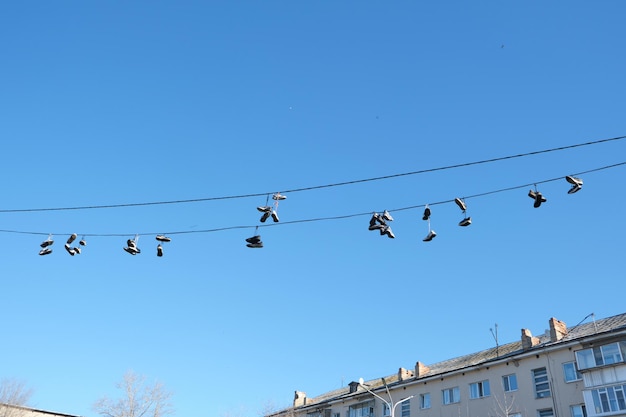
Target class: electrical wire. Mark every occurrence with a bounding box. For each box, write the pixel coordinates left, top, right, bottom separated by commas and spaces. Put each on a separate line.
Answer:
0, 134, 624, 214
5, 161, 625, 238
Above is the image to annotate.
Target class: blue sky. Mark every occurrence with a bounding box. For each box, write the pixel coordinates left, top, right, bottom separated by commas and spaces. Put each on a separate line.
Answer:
1, 2, 625, 417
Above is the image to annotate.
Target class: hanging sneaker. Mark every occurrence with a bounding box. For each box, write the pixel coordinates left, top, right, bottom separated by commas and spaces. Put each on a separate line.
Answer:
422, 205, 431, 221
157, 244, 163, 257
459, 217, 472, 227
65, 243, 76, 256
155, 235, 171, 242
528, 189, 537, 199
380, 225, 395, 238
423, 230, 437, 242
382, 210, 394, 222
40, 236, 54, 248
66, 233, 77, 245
260, 211, 271, 223
247, 242, 264, 248
566, 175, 583, 186
124, 246, 140, 255
368, 223, 384, 231
246, 235, 262, 244
369, 213, 385, 227
568, 184, 582, 194
257, 206, 272, 212
79, 238, 87, 246
533, 192, 547, 208
39, 248, 52, 256
73, 246, 81, 255
455, 198, 466, 212
272, 192, 287, 201
271, 210, 280, 222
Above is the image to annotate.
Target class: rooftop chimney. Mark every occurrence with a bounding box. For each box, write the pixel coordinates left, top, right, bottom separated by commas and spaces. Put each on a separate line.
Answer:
294, 391, 307, 407
348, 381, 360, 394
549, 317, 567, 342
521, 328, 540, 350
415, 361, 430, 378
398, 367, 414, 381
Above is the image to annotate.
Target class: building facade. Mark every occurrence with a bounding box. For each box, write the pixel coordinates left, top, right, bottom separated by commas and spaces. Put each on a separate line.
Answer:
0, 404, 82, 417
268, 313, 626, 417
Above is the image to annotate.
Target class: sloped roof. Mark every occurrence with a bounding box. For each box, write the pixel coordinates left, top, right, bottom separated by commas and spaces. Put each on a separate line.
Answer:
298, 312, 626, 409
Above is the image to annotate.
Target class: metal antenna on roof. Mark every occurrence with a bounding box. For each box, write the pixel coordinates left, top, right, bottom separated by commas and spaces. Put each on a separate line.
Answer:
490, 323, 499, 357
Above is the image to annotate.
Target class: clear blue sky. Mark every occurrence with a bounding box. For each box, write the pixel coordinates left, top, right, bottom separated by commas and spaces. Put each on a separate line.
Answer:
1, 2, 625, 417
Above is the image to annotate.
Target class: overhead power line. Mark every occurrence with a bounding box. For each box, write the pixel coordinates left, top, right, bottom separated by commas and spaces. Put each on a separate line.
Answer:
0, 134, 624, 214
3, 161, 625, 238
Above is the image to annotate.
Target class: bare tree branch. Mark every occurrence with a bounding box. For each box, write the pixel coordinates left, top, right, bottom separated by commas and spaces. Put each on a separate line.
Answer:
93, 371, 174, 417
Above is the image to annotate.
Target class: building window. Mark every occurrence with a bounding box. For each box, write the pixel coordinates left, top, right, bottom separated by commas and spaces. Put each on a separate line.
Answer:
575, 342, 624, 370
590, 384, 626, 414
538, 409, 554, 417
470, 380, 491, 399
420, 393, 431, 409
348, 401, 374, 417
333, 414, 341, 417
533, 368, 551, 398
401, 400, 410, 417
570, 405, 586, 417
442, 387, 460, 405
503, 374, 518, 392
509, 413, 522, 417
563, 362, 582, 382
383, 404, 390, 417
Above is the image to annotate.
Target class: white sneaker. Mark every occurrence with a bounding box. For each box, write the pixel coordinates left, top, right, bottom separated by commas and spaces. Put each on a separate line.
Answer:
382, 210, 394, 222
39, 248, 52, 256
271, 210, 280, 222
155, 235, 171, 242
257, 206, 272, 212
459, 217, 472, 227
272, 192, 287, 201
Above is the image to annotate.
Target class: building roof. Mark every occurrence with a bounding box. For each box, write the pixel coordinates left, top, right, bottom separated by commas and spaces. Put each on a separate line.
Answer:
0, 403, 83, 417
295, 312, 626, 410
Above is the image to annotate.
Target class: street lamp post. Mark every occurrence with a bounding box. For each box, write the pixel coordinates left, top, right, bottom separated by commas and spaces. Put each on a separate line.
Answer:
358, 378, 414, 417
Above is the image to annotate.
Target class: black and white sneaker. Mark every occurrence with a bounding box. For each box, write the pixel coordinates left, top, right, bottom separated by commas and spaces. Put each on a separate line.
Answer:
246, 242, 264, 248
566, 175, 583, 186
155, 235, 171, 242
459, 217, 472, 227
455, 198, 466, 212
271, 210, 280, 222
65, 243, 76, 256
260, 211, 271, 223
40, 236, 54, 248
157, 244, 163, 257
422, 205, 431, 221
568, 184, 582, 194
257, 206, 272, 213
246, 235, 262, 244
124, 246, 140, 255
380, 225, 395, 238
73, 246, 81, 255
533, 192, 547, 208
272, 192, 287, 201
368, 224, 384, 231
382, 210, 394, 222
79, 238, 87, 246
423, 230, 437, 242
66, 233, 77, 245
39, 248, 52, 256
528, 189, 537, 199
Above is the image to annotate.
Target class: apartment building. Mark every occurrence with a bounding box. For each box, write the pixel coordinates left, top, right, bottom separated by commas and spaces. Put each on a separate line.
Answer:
268, 313, 626, 417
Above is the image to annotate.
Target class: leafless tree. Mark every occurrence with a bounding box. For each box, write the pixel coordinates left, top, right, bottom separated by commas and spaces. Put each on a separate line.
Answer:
93, 371, 174, 417
0, 378, 33, 417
